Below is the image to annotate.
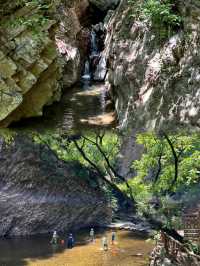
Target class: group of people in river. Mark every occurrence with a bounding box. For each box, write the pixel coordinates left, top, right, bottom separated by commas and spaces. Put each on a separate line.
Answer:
51, 228, 117, 251
89, 228, 116, 250
102, 231, 116, 251
51, 231, 74, 248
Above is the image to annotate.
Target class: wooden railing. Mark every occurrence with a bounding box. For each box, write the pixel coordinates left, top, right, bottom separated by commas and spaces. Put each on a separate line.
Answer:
160, 231, 200, 265
183, 213, 200, 243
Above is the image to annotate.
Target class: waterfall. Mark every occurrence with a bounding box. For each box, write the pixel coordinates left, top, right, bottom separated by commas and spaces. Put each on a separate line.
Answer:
91, 25, 107, 81
90, 30, 99, 57
82, 60, 91, 80
82, 24, 107, 82
93, 56, 107, 81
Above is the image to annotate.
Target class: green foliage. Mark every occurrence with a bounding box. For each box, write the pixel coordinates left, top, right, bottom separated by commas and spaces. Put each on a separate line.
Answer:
33, 130, 200, 231
33, 131, 121, 176
128, 0, 182, 40
8, 0, 52, 10
185, 240, 200, 255
0, 129, 16, 144
8, 15, 50, 34
142, 0, 181, 27
1, 0, 52, 34
120, 132, 200, 229
103, 185, 118, 211
32, 131, 122, 199
134, 133, 200, 193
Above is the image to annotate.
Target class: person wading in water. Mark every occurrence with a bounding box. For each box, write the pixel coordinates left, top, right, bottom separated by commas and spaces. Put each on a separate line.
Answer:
90, 228, 95, 243
111, 231, 116, 245
67, 233, 74, 249
51, 231, 59, 244
102, 235, 108, 251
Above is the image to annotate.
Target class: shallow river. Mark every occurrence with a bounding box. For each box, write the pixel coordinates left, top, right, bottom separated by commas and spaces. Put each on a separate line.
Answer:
14, 82, 115, 133
0, 229, 153, 266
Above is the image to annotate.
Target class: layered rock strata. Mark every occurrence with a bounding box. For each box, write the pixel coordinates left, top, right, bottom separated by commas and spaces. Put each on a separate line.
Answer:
0, 0, 88, 127
0, 135, 111, 236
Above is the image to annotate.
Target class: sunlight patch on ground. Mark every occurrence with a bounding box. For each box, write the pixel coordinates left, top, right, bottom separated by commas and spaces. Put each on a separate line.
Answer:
80, 112, 116, 126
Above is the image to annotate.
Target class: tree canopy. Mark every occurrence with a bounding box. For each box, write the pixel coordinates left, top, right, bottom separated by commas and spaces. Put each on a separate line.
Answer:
119, 132, 200, 229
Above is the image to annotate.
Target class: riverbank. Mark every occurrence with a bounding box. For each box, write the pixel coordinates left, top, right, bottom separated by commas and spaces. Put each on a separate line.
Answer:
107, 221, 152, 236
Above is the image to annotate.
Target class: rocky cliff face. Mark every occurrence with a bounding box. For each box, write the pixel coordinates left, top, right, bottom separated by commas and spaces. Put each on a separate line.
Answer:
106, 0, 200, 132
89, 0, 119, 11
0, 0, 88, 127
0, 135, 111, 236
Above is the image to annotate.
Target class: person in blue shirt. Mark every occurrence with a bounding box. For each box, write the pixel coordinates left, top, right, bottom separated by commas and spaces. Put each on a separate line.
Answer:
67, 233, 74, 249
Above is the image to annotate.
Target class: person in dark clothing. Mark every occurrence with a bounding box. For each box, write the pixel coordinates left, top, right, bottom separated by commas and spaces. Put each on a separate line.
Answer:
111, 231, 116, 245
67, 233, 74, 249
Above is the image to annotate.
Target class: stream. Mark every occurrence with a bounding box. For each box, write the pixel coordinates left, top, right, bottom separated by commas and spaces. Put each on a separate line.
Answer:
14, 81, 115, 133
13, 22, 114, 134
0, 229, 153, 266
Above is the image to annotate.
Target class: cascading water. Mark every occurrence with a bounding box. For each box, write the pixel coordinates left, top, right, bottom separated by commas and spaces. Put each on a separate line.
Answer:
13, 19, 115, 131
82, 29, 99, 81
82, 60, 91, 80
20, 21, 115, 131
82, 24, 107, 82
90, 30, 99, 57
91, 24, 107, 82
93, 56, 107, 81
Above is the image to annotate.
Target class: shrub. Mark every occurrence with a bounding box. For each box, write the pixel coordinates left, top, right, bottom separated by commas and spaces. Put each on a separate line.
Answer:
128, 0, 182, 40
142, 0, 181, 28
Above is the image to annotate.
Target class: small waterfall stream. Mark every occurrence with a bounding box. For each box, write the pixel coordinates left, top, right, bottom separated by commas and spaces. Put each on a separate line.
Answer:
82, 24, 107, 82
93, 56, 107, 81
12, 22, 114, 133
90, 30, 99, 56
82, 60, 91, 80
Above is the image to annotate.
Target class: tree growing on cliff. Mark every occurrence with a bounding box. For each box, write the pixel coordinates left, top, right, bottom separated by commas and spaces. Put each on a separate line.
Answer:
33, 130, 200, 231
34, 130, 135, 208
119, 132, 200, 229
134, 132, 200, 193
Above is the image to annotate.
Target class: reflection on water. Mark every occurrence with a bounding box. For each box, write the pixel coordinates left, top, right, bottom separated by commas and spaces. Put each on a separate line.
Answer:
13, 82, 115, 133
0, 229, 153, 266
